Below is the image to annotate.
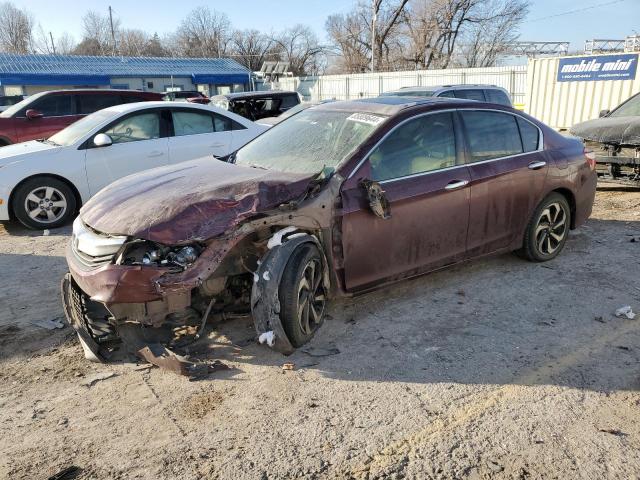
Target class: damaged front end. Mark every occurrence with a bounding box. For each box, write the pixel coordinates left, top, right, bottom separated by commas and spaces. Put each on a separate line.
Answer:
61, 162, 339, 377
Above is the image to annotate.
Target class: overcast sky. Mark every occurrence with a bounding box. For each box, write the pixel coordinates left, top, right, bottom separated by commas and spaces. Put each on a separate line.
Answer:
20, 0, 640, 52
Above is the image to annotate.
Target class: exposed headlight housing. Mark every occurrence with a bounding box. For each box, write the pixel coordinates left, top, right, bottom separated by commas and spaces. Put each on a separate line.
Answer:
116, 240, 202, 270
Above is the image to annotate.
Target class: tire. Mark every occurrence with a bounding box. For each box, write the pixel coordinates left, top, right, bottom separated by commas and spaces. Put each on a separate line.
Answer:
520, 192, 571, 262
278, 243, 327, 348
13, 176, 77, 229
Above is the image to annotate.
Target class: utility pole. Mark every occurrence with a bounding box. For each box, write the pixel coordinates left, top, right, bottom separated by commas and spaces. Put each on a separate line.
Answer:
49, 32, 56, 55
108, 6, 117, 56
370, 0, 377, 72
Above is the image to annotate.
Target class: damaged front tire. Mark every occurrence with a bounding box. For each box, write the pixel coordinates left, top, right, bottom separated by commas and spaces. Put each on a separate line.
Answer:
279, 244, 326, 347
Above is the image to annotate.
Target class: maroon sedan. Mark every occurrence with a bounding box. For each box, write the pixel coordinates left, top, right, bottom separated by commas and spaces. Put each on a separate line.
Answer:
62, 97, 597, 371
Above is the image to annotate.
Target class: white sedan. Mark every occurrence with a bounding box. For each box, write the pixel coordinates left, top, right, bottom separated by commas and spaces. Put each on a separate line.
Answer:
0, 101, 266, 229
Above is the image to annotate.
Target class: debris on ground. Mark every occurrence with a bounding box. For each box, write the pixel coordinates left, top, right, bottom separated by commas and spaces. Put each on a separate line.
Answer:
594, 316, 606, 323
80, 371, 117, 387
258, 331, 276, 347
301, 346, 340, 357
486, 459, 504, 473
137, 343, 225, 379
616, 345, 631, 351
599, 428, 626, 436
282, 362, 295, 371
47, 466, 82, 480
30, 318, 65, 330
615, 305, 636, 320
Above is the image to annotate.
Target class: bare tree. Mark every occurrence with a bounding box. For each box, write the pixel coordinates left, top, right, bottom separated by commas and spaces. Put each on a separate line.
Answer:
0, 2, 34, 54
271, 25, 325, 75
117, 29, 148, 57
175, 7, 231, 57
143, 33, 170, 57
230, 29, 276, 71
76, 10, 120, 55
326, 11, 371, 73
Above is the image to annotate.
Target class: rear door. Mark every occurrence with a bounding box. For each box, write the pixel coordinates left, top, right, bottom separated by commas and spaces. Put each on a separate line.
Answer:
340, 111, 471, 291
167, 108, 234, 162
16, 93, 76, 141
460, 109, 548, 257
84, 108, 169, 195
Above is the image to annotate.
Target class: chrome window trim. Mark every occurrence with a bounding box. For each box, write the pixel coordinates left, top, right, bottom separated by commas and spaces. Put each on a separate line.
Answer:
347, 107, 544, 181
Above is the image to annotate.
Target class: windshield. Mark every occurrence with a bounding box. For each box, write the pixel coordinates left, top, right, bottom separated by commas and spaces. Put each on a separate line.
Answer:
384, 90, 435, 98
610, 94, 640, 117
0, 92, 43, 118
235, 109, 385, 174
48, 110, 114, 147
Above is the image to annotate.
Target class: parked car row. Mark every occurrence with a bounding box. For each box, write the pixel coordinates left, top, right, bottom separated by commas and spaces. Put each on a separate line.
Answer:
54, 94, 596, 371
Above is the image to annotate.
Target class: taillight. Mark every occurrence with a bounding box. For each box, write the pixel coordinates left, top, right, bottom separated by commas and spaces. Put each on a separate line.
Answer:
584, 148, 596, 171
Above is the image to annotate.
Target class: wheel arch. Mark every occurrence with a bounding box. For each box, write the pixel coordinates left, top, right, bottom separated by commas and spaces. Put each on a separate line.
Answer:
0, 136, 12, 146
8, 173, 82, 220
549, 187, 577, 229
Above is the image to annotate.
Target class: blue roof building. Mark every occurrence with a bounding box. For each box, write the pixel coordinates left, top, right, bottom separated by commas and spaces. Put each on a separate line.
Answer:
0, 54, 253, 96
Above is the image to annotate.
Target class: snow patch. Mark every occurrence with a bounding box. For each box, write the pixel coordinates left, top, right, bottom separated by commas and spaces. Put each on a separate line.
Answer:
267, 226, 298, 249
258, 331, 276, 347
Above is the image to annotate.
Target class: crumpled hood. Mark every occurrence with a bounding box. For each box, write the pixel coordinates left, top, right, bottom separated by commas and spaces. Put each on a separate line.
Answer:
570, 116, 640, 146
80, 157, 313, 244
0, 140, 58, 168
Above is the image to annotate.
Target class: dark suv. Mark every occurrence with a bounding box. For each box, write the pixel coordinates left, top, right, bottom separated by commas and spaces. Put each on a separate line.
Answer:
382, 85, 512, 106
0, 89, 162, 145
210, 91, 301, 121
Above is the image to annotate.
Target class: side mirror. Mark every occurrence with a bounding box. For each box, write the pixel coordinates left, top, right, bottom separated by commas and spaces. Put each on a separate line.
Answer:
360, 179, 391, 219
25, 109, 43, 120
93, 133, 112, 148
599, 109, 610, 118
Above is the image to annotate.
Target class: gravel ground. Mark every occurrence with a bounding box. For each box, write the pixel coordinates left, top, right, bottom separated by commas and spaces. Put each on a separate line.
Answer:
0, 186, 639, 480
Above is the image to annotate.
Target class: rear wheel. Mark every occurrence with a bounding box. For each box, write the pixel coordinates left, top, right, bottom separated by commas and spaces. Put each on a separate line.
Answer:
520, 193, 571, 262
278, 243, 327, 348
13, 176, 76, 229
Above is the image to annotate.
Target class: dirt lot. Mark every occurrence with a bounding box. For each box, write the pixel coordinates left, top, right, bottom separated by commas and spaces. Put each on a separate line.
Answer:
1, 186, 639, 480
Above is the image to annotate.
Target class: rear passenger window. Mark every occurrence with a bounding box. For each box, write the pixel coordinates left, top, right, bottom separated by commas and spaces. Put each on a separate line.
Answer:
213, 113, 233, 132
517, 117, 540, 152
437, 90, 456, 98
76, 94, 122, 115
369, 112, 457, 181
461, 111, 523, 162
485, 89, 511, 106
453, 89, 485, 102
173, 111, 214, 136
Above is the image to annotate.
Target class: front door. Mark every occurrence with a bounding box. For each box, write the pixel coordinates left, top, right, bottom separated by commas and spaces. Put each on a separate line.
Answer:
16, 93, 77, 142
84, 109, 169, 195
459, 110, 549, 257
340, 111, 471, 291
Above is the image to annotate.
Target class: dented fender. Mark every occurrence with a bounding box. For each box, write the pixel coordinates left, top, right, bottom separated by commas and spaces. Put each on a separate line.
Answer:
251, 232, 329, 355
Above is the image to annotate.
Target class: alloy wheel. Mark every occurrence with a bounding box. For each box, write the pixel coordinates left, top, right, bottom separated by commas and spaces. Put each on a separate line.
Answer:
296, 258, 326, 335
24, 186, 68, 224
534, 202, 567, 256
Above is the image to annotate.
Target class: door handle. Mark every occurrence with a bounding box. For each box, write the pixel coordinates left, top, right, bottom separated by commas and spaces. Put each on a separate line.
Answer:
528, 161, 546, 170
444, 179, 469, 190
148, 150, 164, 158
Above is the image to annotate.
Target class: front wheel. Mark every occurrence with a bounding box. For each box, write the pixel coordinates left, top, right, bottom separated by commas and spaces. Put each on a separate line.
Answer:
520, 193, 571, 262
278, 243, 327, 348
13, 176, 76, 229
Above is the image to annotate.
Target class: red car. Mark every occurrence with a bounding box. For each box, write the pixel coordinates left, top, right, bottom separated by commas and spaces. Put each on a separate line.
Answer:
0, 89, 162, 145
62, 97, 597, 373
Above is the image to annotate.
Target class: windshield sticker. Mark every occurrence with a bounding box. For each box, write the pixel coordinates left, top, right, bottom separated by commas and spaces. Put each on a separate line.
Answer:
347, 113, 385, 126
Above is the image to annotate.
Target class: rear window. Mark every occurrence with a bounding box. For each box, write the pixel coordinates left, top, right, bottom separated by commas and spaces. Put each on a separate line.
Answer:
453, 89, 486, 101
485, 89, 511, 106
461, 110, 523, 162
280, 94, 300, 109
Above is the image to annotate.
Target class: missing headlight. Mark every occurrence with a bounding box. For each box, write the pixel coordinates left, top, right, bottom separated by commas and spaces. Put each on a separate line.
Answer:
117, 241, 202, 270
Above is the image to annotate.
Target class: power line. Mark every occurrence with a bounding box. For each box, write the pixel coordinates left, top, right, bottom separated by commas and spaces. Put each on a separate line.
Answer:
527, 0, 628, 23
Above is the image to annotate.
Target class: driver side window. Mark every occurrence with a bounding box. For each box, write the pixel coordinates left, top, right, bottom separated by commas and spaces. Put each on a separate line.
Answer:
369, 112, 457, 181
103, 112, 160, 144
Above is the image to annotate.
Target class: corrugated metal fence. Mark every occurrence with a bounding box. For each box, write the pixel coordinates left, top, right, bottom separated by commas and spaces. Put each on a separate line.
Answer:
258, 65, 528, 107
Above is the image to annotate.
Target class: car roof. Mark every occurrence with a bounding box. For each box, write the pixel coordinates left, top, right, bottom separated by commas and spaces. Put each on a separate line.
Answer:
99, 101, 220, 114
213, 90, 298, 100
312, 96, 474, 115
394, 84, 505, 92
34, 88, 157, 95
